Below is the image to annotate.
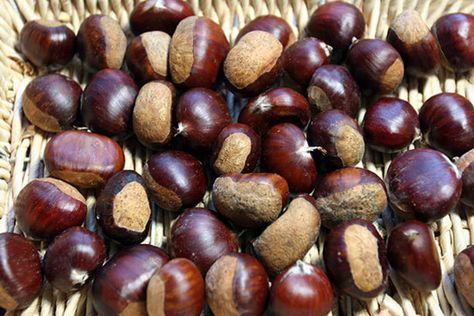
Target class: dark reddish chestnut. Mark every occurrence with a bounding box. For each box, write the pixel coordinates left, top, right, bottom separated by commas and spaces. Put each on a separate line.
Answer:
170, 16, 229, 88
169, 208, 239, 274
44, 130, 125, 188
77, 15, 127, 71
236, 15, 295, 49
363, 97, 419, 153
307, 65, 360, 118
346, 39, 404, 95
175, 88, 231, 150
308, 109, 364, 168
147, 258, 204, 316
387, 220, 441, 291
81, 69, 138, 137
387, 10, 441, 77
0, 233, 42, 310
15, 178, 86, 240
454, 245, 474, 307
238, 87, 311, 135
210, 123, 261, 175
323, 219, 389, 299
419, 92, 474, 157
20, 20, 75, 67
386, 148, 462, 222
44, 227, 106, 293
96, 171, 151, 244
206, 253, 269, 316
270, 261, 333, 316
22, 74, 82, 132
262, 123, 317, 193
456, 149, 474, 207
144, 150, 206, 212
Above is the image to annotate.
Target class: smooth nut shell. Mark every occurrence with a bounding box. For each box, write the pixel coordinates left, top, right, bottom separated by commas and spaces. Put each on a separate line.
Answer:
457, 149, 474, 207
236, 15, 295, 48
454, 246, 474, 307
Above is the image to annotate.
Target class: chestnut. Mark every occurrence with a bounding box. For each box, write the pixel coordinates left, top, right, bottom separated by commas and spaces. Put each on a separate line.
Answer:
144, 150, 206, 212
44, 130, 125, 188
92, 244, 169, 315
81, 69, 138, 137
386, 10, 441, 77
147, 258, 204, 316
224, 31, 283, 96
212, 173, 289, 228
125, 31, 171, 85
130, 0, 194, 35
270, 261, 333, 316
238, 87, 311, 135
206, 253, 269, 316
236, 15, 295, 49
15, 178, 87, 240
283, 38, 331, 87
346, 39, 404, 95
419, 92, 474, 157
323, 219, 389, 299
0, 233, 42, 310
175, 88, 231, 150
20, 19, 75, 68
44, 227, 106, 293
133, 80, 175, 148
262, 123, 317, 193
307, 65, 361, 118
454, 245, 474, 307
22, 73, 82, 132
308, 109, 364, 168
210, 123, 261, 175
456, 149, 474, 207
387, 220, 441, 291
170, 16, 229, 88
252, 194, 321, 275
96, 171, 151, 244
432, 13, 474, 72
386, 148, 462, 222
77, 15, 127, 71
169, 208, 239, 274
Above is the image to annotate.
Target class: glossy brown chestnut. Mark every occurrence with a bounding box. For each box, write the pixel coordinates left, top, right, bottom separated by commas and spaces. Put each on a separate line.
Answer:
20, 19, 76, 68
307, 65, 361, 118
77, 15, 127, 71
92, 244, 169, 315
236, 15, 295, 49
363, 97, 419, 153
252, 194, 321, 275
96, 170, 151, 244
387, 220, 441, 291
130, 0, 194, 35
308, 109, 364, 168
44, 227, 106, 293
0, 233, 42, 310
206, 253, 269, 316
270, 261, 333, 316
456, 149, 474, 207
224, 31, 283, 96
22, 74, 82, 132
210, 123, 261, 175
147, 258, 204, 316
81, 69, 138, 137
15, 178, 87, 240
323, 219, 389, 299
238, 87, 311, 135
346, 39, 404, 95
454, 245, 474, 307
212, 173, 289, 228
125, 31, 171, 85
175, 88, 231, 150
386, 148, 462, 222
44, 130, 125, 188
144, 150, 206, 212
419, 92, 474, 157
387, 10, 441, 77
169, 208, 239, 274
170, 16, 229, 88
432, 13, 474, 72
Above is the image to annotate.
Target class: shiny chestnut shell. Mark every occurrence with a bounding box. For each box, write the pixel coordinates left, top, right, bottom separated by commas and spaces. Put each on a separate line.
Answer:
236, 15, 295, 49
457, 149, 474, 207
454, 245, 474, 307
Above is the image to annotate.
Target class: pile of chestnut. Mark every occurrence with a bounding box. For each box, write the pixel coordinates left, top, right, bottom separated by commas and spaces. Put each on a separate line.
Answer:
1, 0, 474, 315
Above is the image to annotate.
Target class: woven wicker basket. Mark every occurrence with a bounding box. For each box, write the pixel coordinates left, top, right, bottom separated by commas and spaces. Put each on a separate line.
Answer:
0, 0, 473, 315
